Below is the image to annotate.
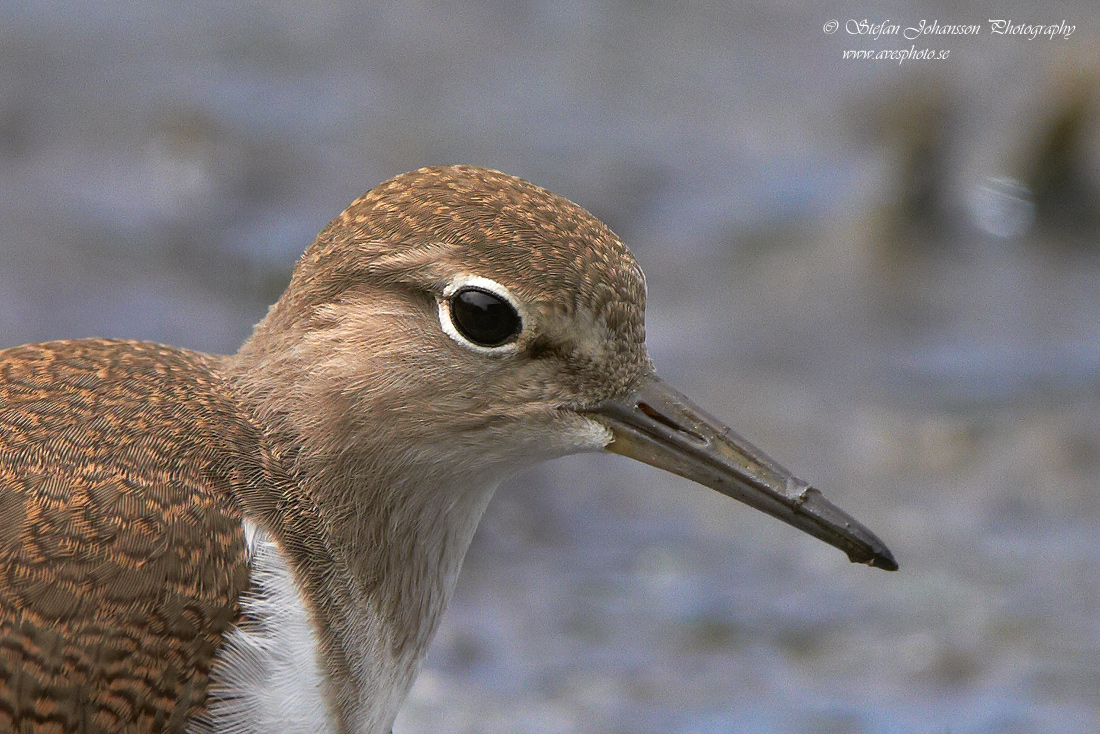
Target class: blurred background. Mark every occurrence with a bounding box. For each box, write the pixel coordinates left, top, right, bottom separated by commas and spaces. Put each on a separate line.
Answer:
2, 1, 1098, 732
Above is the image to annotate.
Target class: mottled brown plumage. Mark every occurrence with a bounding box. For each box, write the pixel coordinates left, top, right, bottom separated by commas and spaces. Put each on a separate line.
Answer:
0, 165, 895, 734
0, 340, 255, 731
0, 337, 343, 734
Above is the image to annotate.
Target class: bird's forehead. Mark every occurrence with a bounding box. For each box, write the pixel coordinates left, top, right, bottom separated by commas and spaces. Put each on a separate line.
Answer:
336, 165, 647, 327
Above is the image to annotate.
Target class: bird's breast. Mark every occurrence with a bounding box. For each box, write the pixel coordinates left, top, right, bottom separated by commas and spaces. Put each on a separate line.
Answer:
190, 521, 338, 734
193, 521, 417, 734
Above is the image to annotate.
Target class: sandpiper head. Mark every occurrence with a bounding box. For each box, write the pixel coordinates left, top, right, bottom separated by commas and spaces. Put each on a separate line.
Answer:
241, 164, 896, 570
245, 166, 649, 469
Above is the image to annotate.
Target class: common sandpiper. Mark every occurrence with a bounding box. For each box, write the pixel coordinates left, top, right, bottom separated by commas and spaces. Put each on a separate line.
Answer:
0, 165, 895, 733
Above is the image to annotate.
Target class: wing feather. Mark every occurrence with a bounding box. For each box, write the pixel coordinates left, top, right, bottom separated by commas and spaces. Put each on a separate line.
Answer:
0, 340, 260, 733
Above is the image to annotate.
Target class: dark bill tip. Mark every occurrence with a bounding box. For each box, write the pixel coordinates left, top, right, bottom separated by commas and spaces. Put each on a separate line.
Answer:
582, 373, 897, 572
797, 488, 898, 571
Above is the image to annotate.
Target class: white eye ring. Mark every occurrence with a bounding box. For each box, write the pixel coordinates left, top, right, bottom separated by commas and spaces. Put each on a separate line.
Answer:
438, 275, 527, 354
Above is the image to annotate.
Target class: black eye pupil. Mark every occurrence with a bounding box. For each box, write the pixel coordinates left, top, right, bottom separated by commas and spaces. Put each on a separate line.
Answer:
450, 288, 522, 347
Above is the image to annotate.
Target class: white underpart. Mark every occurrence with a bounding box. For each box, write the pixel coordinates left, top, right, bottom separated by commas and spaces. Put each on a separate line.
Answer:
189, 520, 338, 734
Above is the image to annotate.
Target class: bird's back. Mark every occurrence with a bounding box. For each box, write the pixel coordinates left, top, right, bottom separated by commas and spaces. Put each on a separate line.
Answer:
0, 339, 260, 732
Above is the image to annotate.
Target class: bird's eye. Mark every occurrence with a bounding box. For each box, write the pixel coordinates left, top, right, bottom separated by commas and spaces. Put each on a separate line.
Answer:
447, 287, 522, 348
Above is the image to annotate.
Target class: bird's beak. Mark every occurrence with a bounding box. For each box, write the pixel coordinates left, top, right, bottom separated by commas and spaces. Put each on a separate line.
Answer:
583, 372, 897, 571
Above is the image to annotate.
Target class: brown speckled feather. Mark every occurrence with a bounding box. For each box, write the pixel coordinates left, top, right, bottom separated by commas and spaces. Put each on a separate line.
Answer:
0, 339, 266, 733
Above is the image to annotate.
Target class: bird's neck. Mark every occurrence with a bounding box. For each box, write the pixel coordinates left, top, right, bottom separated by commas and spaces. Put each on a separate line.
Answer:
317, 459, 499, 733
223, 346, 502, 733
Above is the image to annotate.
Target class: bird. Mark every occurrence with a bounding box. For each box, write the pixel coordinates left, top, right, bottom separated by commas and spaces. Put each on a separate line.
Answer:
0, 165, 896, 734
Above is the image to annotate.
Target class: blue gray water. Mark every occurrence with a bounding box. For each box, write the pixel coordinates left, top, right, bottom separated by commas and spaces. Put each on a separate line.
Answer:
2, 1, 1098, 732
